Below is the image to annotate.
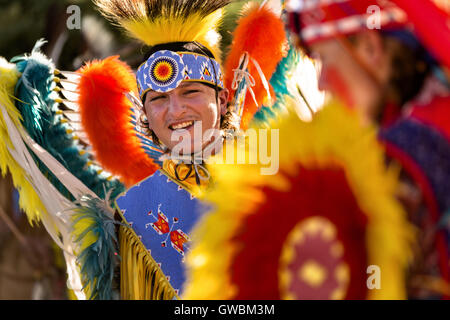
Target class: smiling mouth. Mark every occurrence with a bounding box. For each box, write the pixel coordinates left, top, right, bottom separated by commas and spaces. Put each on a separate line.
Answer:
169, 120, 195, 130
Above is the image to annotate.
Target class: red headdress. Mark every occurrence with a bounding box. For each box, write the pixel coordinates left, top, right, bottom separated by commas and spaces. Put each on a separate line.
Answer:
286, 0, 450, 70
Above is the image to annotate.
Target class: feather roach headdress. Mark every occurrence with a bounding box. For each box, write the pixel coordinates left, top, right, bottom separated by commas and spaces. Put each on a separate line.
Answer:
94, 0, 229, 61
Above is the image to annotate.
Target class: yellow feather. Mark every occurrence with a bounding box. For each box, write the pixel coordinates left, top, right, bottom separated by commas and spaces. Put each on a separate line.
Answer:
122, 10, 224, 63
71, 215, 98, 252
0, 57, 47, 225
94, 0, 228, 63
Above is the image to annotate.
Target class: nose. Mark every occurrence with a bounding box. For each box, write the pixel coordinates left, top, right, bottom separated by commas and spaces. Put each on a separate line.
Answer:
167, 93, 186, 119
317, 68, 329, 92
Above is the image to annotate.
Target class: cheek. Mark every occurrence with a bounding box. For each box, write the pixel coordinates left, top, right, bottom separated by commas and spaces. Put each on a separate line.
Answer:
199, 102, 222, 145
322, 66, 355, 108
145, 106, 164, 129
192, 98, 220, 129
205, 102, 221, 128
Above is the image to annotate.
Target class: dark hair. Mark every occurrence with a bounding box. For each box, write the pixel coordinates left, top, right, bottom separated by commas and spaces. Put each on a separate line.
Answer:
381, 31, 435, 108
144, 41, 216, 60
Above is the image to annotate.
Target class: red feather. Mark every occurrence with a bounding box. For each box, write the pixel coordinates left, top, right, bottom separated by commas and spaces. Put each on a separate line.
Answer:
77, 56, 158, 187
410, 96, 450, 141
393, 0, 450, 70
224, 3, 287, 129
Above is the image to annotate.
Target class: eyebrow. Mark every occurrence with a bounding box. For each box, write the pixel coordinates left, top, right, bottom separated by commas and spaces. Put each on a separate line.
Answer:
147, 82, 201, 94
146, 82, 204, 100
177, 82, 202, 89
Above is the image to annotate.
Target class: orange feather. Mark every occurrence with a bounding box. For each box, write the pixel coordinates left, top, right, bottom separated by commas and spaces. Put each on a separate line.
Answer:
77, 56, 158, 186
224, 3, 287, 129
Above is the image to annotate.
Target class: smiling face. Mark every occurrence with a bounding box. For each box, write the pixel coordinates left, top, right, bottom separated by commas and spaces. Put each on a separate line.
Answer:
144, 81, 229, 153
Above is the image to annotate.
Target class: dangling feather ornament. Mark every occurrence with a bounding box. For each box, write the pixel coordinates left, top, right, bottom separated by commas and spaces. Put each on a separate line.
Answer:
224, 2, 288, 129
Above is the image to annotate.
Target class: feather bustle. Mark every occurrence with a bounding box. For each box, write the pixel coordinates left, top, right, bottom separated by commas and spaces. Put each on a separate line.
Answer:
12, 47, 125, 201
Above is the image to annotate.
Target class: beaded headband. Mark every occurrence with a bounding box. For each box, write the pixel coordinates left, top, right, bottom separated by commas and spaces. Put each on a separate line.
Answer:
136, 50, 224, 99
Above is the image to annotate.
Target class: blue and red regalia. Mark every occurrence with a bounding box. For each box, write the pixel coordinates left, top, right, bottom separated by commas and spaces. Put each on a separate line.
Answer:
379, 79, 450, 299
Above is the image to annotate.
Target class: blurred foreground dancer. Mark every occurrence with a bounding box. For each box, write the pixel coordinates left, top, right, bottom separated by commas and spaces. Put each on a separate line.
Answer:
286, 0, 450, 299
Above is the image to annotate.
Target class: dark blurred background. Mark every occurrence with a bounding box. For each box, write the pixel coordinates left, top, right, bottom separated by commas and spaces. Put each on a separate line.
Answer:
0, 0, 256, 300
0, 0, 251, 70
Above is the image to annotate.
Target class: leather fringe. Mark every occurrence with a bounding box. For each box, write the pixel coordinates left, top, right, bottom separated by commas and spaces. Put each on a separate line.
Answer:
119, 225, 178, 300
